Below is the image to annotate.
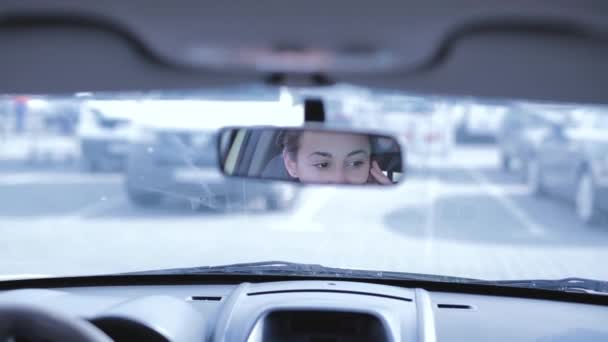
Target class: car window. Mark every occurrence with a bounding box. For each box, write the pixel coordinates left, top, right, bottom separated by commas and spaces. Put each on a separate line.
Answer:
1, 87, 608, 286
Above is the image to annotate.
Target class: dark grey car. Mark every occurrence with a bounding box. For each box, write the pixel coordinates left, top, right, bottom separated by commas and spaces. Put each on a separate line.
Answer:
497, 105, 556, 176
125, 129, 297, 210
527, 112, 608, 225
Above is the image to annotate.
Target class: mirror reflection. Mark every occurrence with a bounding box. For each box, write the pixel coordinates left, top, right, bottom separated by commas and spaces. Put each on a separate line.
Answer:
219, 127, 403, 185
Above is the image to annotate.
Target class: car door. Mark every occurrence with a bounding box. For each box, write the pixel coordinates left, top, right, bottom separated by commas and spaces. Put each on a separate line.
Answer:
539, 124, 580, 196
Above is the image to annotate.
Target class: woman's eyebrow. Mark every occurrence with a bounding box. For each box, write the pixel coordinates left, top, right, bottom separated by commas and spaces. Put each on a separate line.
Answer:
346, 150, 369, 157
308, 151, 332, 158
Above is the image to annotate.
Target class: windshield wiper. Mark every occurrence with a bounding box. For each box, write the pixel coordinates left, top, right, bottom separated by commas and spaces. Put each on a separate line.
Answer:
470, 277, 608, 295
122, 260, 477, 283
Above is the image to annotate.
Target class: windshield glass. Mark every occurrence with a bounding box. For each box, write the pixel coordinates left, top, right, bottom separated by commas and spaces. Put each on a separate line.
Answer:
1, 85, 607, 284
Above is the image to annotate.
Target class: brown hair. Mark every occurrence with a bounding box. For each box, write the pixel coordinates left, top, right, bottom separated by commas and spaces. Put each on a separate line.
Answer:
278, 130, 301, 161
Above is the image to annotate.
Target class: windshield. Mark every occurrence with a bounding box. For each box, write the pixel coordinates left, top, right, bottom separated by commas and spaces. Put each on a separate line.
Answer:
1, 85, 607, 285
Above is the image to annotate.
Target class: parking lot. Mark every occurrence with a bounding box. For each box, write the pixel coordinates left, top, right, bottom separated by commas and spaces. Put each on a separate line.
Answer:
2, 131, 607, 281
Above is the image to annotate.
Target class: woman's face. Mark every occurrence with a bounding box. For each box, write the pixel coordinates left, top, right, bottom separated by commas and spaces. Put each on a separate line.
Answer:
283, 131, 371, 184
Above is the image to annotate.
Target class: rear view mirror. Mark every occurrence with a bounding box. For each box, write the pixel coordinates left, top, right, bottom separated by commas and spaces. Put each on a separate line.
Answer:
217, 127, 404, 186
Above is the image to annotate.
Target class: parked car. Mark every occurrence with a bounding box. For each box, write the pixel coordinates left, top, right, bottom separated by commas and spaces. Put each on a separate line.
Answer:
456, 102, 507, 143
15, 97, 79, 165
497, 104, 558, 174
382, 97, 453, 163
406, 112, 452, 157
125, 91, 302, 209
76, 100, 137, 171
42, 99, 80, 136
527, 109, 608, 224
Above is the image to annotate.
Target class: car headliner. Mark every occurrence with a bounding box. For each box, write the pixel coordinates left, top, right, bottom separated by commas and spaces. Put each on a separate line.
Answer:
0, 0, 607, 104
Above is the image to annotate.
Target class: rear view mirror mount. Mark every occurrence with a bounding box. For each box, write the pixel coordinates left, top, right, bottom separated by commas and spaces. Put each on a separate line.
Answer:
217, 127, 404, 186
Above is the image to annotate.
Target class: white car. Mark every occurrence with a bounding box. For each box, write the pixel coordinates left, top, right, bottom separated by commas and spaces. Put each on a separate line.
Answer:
384, 102, 454, 163
76, 100, 138, 171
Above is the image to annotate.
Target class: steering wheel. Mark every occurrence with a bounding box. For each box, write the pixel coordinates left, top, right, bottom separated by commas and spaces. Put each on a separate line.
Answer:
0, 303, 112, 342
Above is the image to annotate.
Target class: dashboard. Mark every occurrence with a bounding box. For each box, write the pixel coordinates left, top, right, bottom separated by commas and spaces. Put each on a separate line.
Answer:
1, 280, 608, 341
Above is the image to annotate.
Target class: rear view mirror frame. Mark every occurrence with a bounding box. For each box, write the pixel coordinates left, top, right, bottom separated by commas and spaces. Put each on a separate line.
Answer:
216, 126, 405, 186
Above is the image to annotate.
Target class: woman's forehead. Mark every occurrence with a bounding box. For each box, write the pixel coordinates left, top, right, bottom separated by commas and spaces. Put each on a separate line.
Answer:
298, 131, 370, 154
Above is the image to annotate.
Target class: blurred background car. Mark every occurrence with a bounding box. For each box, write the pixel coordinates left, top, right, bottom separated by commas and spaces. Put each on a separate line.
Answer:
497, 103, 561, 177
456, 101, 507, 143
4, 96, 80, 166
76, 100, 137, 172
124, 89, 302, 209
383, 97, 453, 169
402, 111, 452, 157
527, 108, 608, 225
41, 99, 80, 136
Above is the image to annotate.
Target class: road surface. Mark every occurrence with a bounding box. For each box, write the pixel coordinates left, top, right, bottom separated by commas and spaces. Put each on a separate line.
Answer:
1, 145, 607, 282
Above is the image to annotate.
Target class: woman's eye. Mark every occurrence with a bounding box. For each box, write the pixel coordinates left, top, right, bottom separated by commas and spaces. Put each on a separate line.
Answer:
313, 162, 330, 169
349, 160, 365, 168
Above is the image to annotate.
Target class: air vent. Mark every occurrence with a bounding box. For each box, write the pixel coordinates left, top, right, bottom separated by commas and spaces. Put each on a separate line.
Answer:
437, 304, 473, 310
188, 296, 222, 301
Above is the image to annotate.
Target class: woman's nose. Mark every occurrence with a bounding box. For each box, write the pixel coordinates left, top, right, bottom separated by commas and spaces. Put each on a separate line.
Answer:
328, 169, 347, 184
